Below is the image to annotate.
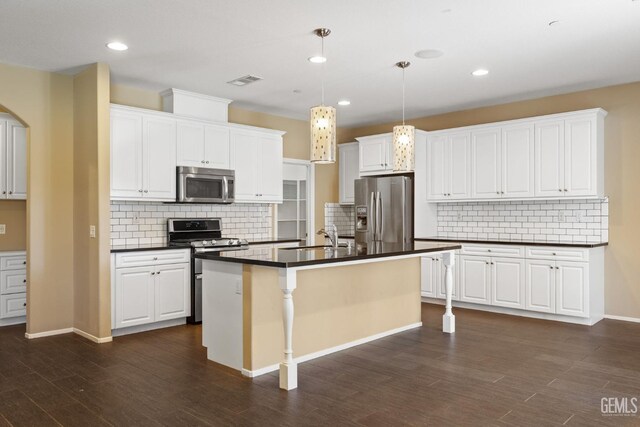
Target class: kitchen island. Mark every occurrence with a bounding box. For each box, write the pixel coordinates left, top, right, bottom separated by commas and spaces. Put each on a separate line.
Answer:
194, 241, 461, 390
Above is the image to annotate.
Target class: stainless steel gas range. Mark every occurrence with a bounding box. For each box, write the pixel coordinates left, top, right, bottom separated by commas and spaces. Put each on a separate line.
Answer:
167, 218, 248, 324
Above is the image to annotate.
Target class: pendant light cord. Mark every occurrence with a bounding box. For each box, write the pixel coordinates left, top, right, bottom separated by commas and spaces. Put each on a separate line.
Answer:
402, 67, 406, 125
321, 35, 325, 106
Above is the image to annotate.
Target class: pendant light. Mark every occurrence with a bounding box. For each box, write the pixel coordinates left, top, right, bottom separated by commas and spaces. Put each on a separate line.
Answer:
392, 61, 415, 172
310, 28, 336, 164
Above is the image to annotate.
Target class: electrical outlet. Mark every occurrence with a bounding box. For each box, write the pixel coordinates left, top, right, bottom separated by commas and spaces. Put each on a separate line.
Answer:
132, 216, 141, 225
558, 211, 566, 222
0, 224, 5, 235
89, 225, 96, 238
235, 280, 242, 295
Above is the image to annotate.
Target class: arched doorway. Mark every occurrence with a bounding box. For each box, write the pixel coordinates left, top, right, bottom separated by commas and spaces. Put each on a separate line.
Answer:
0, 104, 28, 329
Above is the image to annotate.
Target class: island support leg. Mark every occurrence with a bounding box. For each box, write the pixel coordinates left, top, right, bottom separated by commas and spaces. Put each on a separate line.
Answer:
442, 251, 456, 333
279, 269, 297, 390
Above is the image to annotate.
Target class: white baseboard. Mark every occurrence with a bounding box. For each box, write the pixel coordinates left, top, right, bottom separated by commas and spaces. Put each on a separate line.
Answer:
604, 314, 640, 323
241, 322, 423, 378
111, 318, 187, 337
73, 328, 113, 344
422, 298, 600, 326
25, 327, 74, 339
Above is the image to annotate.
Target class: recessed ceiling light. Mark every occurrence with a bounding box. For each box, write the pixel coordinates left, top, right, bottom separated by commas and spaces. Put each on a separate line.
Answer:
106, 41, 128, 51
415, 49, 444, 59
338, 100, 351, 106
472, 69, 489, 77
308, 56, 327, 64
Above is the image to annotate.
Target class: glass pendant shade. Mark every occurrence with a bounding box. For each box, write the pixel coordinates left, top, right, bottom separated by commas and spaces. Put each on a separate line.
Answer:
310, 105, 336, 163
392, 124, 415, 171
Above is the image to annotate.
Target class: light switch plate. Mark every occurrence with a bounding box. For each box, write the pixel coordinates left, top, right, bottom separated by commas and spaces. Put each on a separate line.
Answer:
89, 225, 96, 238
0, 224, 5, 235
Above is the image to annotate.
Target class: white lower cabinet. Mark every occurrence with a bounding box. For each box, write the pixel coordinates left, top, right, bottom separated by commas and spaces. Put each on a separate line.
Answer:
0, 251, 27, 321
420, 255, 459, 300
112, 249, 190, 330
423, 244, 602, 324
459, 255, 491, 305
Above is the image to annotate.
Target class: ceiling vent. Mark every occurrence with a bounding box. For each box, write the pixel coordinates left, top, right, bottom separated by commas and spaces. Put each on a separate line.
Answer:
227, 75, 263, 86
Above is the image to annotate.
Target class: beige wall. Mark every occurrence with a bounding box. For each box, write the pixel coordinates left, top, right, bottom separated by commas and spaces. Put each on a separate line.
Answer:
342, 81, 640, 319
0, 201, 26, 251
110, 84, 337, 234
73, 64, 112, 338
0, 62, 75, 333
244, 259, 421, 371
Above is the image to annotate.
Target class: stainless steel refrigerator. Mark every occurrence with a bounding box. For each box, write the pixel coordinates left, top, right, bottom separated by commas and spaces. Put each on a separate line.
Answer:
355, 176, 413, 244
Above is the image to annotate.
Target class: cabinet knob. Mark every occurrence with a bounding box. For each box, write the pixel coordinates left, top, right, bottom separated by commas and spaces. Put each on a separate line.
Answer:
550, 266, 554, 269
23, 261, 26, 265
144, 190, 148, 193
487, 249, 491, 252
559, 189, 563, 192
23, 303, 27, 307
556, 266, 560, 270
9, 191, 12, 195
2, 191, 5, 194
552, 252, 556, 256
153, 257, 158, 260
491, 262, 494, 265
501, 191, 504, 194
201, 160, 205, 164
206, 161, 210, 164
157, 271, 161, 275
151, 272, 155, 275
139, 189, 143, 193
564, 189, 568, 192
23, 279, 26, 283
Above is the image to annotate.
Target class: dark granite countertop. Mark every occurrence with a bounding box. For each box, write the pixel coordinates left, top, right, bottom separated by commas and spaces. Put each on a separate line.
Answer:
111, 238, 304, 253
194, 241, 462, 268
415, 237, 608, 248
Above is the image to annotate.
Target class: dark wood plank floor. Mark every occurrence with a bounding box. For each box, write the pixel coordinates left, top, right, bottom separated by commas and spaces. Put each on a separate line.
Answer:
1, 304, 639, 426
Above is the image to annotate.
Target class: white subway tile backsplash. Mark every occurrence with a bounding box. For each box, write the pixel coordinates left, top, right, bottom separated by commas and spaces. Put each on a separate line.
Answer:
436, 198, 608, 244
110, 201, 273, 247
324, 203, 355, 236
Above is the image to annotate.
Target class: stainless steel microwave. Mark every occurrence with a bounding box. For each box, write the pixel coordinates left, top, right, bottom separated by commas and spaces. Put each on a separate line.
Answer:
176, 167, 234, 204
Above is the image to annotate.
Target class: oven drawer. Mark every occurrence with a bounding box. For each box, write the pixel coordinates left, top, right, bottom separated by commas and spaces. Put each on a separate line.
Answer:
460, 244, 525, 258
0, 254, 27, 271
115, 249, 191, 268
525, 247, 589, 262
1, 293, 26, 319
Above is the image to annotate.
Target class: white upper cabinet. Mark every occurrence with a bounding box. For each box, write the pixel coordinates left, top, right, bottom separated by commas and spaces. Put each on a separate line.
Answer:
229, 128, 284, 203
501, 124, 534, 198
176, 120, 230, 169
110, 106, 176, 201
338, 142, 359, 205
358, 135, 391, 175
419, 108, 605, 203
0, 116, 27, 200
471, 127, 502, 199
426, 133, 471, 201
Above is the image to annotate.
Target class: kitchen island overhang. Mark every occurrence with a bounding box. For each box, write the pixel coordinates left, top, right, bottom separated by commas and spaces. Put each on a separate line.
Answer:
195, 241, 461, 390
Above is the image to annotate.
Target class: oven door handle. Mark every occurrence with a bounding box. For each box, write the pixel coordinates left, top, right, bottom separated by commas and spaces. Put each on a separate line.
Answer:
195, 274, 203, 280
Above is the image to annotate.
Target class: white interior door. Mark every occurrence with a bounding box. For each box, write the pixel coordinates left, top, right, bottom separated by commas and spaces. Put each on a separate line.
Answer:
154, 263, 190, 321
534, 120, 564, 197
144, 116, 176, 200
176, 121, 205, 167
491, 257, 525, 309
471, 128, 501, 198
459, 255, 491, 304
502, 124, 534, 198
525, 260, 555, 313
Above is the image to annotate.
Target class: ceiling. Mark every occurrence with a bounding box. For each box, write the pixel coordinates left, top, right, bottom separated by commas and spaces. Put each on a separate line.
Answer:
1, 0, 639, 127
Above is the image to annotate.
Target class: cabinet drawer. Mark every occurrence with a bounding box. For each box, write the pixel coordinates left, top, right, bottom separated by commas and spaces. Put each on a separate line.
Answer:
0, 254, 27, 270
1, 270, 27, 294
115, 249, 190, 268
525, 247, 589, 262
461, 244, 525, 258
0, 293, 26, 318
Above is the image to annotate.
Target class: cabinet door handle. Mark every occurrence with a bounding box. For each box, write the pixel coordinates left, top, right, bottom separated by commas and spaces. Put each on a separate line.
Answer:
144, 190, 148, 193
564, 189, 568, 192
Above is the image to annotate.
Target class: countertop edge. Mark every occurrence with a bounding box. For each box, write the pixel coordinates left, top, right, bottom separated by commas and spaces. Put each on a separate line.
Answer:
414, 237, 608, 249
194, 244, 462, 268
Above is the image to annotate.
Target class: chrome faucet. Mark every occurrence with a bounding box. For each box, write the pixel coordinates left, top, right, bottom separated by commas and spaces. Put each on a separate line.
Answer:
317, 224, 339, 249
